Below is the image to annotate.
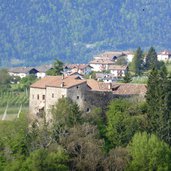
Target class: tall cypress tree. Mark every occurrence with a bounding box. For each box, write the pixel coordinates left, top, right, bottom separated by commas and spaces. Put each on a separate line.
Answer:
130, 47, 143, 75
146, 47, 158, 70
146, 65, 171, 145
159, 73, 171, 145
146, 67, 160, 133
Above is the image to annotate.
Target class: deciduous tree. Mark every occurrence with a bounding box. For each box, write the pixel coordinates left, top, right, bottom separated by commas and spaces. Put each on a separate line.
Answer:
127, 132, 171, 171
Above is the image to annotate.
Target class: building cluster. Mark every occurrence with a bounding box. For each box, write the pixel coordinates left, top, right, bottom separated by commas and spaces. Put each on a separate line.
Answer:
7, 49, 171, 122
8, 50, 171, 82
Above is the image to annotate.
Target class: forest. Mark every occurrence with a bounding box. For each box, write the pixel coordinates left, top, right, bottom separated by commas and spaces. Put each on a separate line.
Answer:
0, 0, 171, 67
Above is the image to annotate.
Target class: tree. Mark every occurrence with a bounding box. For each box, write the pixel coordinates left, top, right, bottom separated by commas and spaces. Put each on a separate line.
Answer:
146, 67, 160, 132
103, 147, 129, 171
127, 132, 171, 171
19, 74, 37, 90
145, 47, 158, 70
115, 56, 128, 65
0, 69, 11, 91
146, 66, 171, 145
21, 147, 69, 171
59, 123, 104, 171
46, 59, 64, 76
105, 99, 146, 148
123, 70, 132, 83
130, 47, 143, 75
51, 98, 82, 142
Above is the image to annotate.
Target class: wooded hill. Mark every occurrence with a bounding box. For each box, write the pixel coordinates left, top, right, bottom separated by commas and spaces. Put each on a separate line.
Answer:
0, 0, 171, 67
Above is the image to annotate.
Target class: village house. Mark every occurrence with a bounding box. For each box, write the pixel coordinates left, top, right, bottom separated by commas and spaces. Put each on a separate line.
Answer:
89, 51, 133, 72
36, 64, 53, 78
8, 67, 38, 78
95, 73, 117, 83
108, 65, 128, 77
157, 50, 171, 62
63, 64, 92, 75
89, 59, 115, 72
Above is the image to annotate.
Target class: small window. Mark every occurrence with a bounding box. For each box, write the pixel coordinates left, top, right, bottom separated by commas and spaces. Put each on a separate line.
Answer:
37, 94, 39, 100
42, 95, 45, 100
52, 93, 54, 98
32, 95, 34, 99
77, 86, 79, 89
86, 108, 90, 113
77, 96, 79, 99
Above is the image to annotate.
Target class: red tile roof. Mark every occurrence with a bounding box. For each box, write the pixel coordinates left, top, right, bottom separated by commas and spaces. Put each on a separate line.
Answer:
31, 75, 86, 89
87, 80, 147, 95
112, 83, 147, 95
108, 65, 128, 70
89, 59, 115, 65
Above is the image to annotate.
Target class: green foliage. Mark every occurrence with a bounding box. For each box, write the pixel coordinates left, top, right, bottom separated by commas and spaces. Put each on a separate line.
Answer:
52, 97, 81, 128
0, 69, 11, 91
0, 113, 29, 170
127, 132, 171, 171
146, 66, 171, 145
105, 99, 146, 148
145, 47, 158, 70
115, 56, 128, 65
146, 67, 160, 132
130, 47, 143, 75
123, 70, 132, 83
22, 147, 69, 171
46, 59, 64, 76
19, 74, 37, 90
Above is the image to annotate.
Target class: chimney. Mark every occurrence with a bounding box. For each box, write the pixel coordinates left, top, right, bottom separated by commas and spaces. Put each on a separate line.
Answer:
61, 81, 64, 87
108, 83, 112, 90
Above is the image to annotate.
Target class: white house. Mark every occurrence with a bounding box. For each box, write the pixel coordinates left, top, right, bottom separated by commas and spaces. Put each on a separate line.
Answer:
36, 64, 53, 78
108, 65, 128, 77
8, 67, 38, 78
157, 50, 171, 62
89, 59, 115, 72
64, 64, 92, 75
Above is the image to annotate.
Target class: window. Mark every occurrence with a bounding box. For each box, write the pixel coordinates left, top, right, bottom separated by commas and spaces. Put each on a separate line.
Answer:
77, 96, 79, 99
42, 95, 45, 100
37, 94, 39, 100
32, 95, 34, 99
77, 86, 79, 89
52, 93, 54, 98
86, 108, 90, 113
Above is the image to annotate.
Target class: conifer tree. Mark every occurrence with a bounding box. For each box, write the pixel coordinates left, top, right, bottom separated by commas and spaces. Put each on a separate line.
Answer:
145, 47, 158, 70
130, 47, 143, 75
159, 74, 171, 145
123, 70, 132, 83
146, 65, 171, 145
146, 67, 160, 132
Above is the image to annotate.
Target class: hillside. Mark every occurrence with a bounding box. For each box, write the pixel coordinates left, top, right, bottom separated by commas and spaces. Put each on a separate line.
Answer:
0, 0, 171, 67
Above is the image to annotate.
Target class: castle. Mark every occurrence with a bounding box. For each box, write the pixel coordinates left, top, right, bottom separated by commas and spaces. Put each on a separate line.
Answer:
29, 75, 146, 122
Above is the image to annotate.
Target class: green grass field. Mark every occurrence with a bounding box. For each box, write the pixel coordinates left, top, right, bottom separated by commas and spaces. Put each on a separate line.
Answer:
0, 106, 29, 120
